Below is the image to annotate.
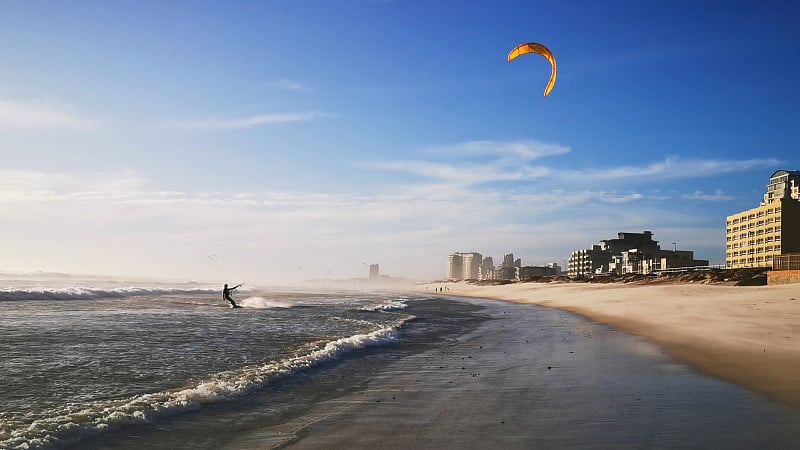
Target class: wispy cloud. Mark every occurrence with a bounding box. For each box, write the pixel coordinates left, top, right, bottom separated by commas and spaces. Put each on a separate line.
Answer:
561, 157, 780, 182
177, 111, 328, 130
365, 139, 566, 186
681, 190, 736, 201
267, 79, 313, 93
424, 139, 570, 162
0, 96, 99, 131
366, 143, 778, 198
367, 160, 550, 185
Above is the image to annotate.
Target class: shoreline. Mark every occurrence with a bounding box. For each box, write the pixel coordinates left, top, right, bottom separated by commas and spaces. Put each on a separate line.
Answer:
415, 281, 800, 409
236, 295, 800, 448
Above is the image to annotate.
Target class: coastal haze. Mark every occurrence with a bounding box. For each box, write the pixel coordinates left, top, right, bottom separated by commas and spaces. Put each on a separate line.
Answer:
1, 2, 797, 283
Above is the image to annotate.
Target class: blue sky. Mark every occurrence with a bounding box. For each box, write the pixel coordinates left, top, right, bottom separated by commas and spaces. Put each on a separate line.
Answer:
0, 0, 797, 283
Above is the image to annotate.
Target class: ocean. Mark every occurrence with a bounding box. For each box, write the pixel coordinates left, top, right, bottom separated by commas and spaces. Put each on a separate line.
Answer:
2, 275, 800, 449
0, 275, 427, 449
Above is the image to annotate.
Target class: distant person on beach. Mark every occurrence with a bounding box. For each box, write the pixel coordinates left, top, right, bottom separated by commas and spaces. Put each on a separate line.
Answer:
223, 283, 242, 307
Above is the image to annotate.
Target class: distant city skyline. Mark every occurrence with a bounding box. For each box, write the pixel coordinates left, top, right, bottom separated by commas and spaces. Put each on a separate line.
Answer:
1, 2, 798, 283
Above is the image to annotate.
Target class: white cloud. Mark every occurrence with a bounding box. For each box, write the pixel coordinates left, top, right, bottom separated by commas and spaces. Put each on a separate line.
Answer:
367, 160, 550, 184
268, 79, 313, 93
367, 142, 778, 194
506, 190, 643, 207
424, 139, 570, 161
1, 147, 746, 282
365, 139, 564, 186
177, 111, 328, 130
563, 157, 780, 181
0, 167, 660, 282
0, 96, 99, 130
681, 190, 736, 201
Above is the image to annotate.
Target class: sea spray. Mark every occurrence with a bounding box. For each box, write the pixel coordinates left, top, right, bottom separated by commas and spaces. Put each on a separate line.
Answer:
238, 296, 293, 309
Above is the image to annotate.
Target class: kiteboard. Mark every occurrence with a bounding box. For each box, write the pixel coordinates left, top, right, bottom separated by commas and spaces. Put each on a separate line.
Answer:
231, 304, 242, 309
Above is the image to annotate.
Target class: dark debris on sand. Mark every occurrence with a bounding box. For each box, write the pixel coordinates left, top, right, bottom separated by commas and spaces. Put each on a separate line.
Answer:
467, 268, 768, 287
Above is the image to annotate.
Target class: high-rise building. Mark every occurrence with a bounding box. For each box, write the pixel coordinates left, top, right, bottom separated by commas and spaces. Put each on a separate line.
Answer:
447, 254, 463, 280
369, 264, 379, 280
481, 257, 494, 275
447, 252, 483, 280
726, 170, 800, 268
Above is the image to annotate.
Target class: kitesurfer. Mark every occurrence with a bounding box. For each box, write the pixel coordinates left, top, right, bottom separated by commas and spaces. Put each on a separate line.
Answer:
223, 283, 242, 307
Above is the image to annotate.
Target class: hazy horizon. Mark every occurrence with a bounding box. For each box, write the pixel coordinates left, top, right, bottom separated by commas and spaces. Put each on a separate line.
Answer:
1, 1, 797, 284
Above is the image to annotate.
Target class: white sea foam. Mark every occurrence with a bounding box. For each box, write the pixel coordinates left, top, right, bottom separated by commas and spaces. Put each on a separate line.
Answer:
0, 316, 412, 450
0, 286, 216, 301
238, 296, 293, 309
361, 299, 408, 312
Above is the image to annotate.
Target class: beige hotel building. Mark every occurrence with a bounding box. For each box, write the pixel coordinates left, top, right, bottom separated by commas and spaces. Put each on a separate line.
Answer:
726, 170, 800, 268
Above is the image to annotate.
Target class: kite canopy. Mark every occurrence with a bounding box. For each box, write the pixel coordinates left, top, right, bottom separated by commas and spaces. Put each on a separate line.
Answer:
508, 42, 557, 97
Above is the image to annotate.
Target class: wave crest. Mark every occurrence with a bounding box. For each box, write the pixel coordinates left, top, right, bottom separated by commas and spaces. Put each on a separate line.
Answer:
361, 299, 409, 312
0, 286, 216, 302
0, 316, 412, 449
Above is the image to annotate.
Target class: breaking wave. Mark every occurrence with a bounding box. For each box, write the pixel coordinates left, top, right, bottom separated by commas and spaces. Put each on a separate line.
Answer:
0, 316, 411, 449
0, 286, 216, 302
361, 299, 409, 312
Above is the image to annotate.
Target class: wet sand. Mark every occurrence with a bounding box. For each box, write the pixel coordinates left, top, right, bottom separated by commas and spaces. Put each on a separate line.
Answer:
229, 297, 800, 449
78, 294, 800, 449
419, 282, 800, 410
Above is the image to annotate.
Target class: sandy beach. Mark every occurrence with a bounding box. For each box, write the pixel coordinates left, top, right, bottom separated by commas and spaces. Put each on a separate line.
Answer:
66, 292, 800, 449
226, 294, 800, 449
419, 282, 800, 409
